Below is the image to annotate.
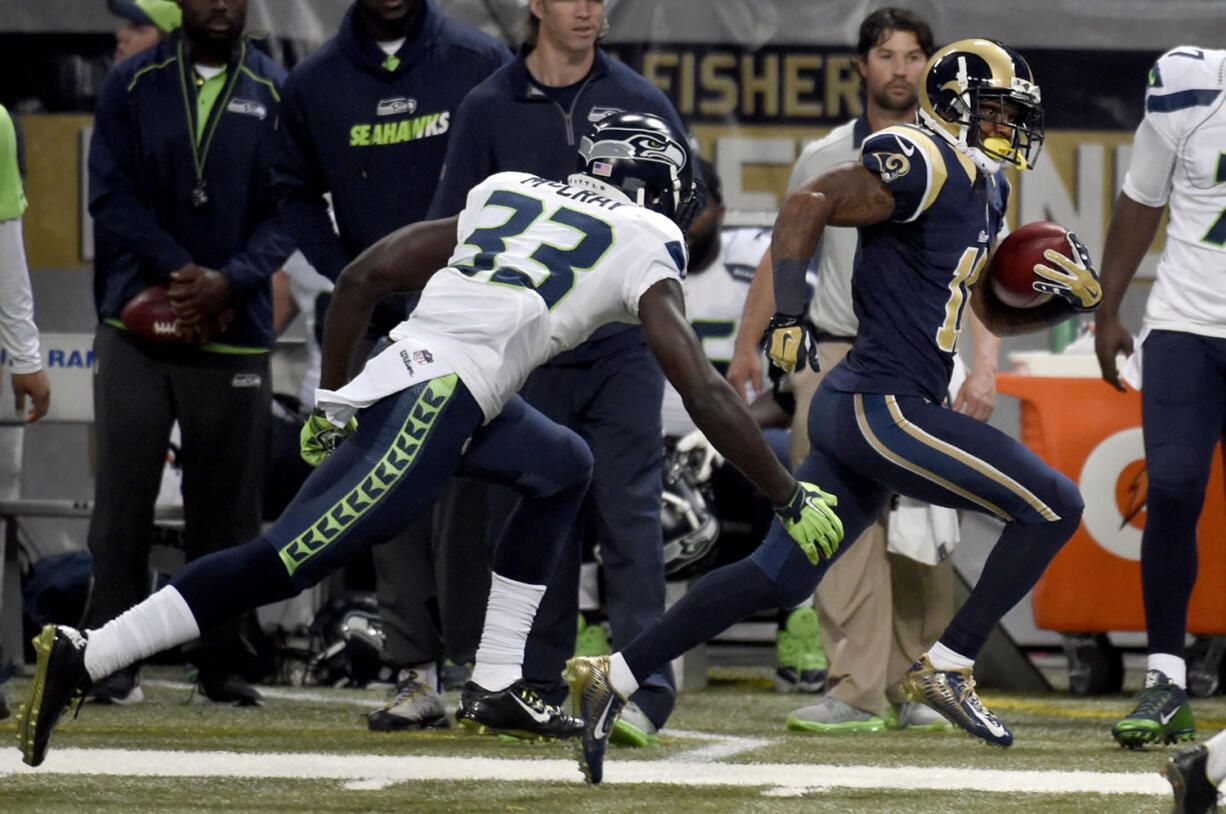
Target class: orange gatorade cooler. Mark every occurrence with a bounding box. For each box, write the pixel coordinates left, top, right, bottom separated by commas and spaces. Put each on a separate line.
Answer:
996, 356, 1226, 636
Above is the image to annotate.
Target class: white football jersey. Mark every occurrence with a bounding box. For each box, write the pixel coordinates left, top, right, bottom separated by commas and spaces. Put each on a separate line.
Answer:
661, 226, 770, 436
1123, 46, 1226, 336
384, 171, 686, 420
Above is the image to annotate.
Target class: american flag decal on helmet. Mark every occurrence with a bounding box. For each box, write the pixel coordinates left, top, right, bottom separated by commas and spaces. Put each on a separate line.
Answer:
591, 161, 613, 177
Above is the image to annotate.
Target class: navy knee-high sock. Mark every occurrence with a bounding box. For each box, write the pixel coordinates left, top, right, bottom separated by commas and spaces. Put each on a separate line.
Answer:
1141, 482, 1203, 656
939, 514, 1080, 660
171, 538, 298, 633
621, 557, 782, 683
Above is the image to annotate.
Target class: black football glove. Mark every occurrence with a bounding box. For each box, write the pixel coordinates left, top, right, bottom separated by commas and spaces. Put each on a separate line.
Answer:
763, 313, 819, 374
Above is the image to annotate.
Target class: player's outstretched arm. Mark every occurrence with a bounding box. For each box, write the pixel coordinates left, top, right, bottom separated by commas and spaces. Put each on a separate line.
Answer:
766, 165, 893, 373
641, 279, 843, 562
319, 215, 459, 391
1094, 192, 1163, 391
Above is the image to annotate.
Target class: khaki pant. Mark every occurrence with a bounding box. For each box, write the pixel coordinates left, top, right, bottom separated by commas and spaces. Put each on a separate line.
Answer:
789, 341, 954, 718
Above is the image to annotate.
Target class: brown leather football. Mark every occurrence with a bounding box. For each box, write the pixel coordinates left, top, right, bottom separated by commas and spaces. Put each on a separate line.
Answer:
120, 285, 182, 343
988, 221, 1072, 309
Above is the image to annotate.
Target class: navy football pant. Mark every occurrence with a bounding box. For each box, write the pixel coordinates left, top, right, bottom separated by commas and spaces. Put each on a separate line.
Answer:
519, 340, 676, 730
171, 377, 592, 636
1139, 330, 1226, 657
622, 383, 1083, 681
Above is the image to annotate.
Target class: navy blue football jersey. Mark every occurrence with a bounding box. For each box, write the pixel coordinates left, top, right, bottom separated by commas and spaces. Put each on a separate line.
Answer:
824, 124, 1010, 403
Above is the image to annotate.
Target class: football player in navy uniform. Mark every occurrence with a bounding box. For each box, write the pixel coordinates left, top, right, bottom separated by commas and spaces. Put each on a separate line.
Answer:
15, 112, 843, 769
565, 39, 1104, 783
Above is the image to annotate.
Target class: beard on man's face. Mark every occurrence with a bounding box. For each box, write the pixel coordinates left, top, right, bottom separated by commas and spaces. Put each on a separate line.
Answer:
686, 221, 722, 273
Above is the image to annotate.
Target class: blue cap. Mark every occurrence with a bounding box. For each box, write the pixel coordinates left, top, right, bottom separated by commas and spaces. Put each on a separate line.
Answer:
107, 0, 182, 34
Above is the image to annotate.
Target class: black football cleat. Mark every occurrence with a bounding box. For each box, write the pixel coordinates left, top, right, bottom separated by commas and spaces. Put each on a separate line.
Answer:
456, 679, 582, 742
1163, 745, 1220, 814
17, 625, 93, 767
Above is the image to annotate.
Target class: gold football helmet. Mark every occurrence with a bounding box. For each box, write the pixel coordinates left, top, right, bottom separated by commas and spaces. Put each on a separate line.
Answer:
918, 38, 1044, 170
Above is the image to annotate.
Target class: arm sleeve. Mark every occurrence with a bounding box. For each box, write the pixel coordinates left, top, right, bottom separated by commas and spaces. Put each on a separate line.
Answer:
0, 219, 43, 373
269, 78, 352, 282
87, 75, 194, 274
427, 94, 494, 219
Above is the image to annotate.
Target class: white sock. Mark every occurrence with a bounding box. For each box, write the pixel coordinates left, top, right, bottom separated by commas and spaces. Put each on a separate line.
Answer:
1147, 653, 1186, 688
1205, 729, 1226, 787
926, 641, 975, 671
84, 586, 200, 682
609, 652, 639, 699
469, 572, 546, 692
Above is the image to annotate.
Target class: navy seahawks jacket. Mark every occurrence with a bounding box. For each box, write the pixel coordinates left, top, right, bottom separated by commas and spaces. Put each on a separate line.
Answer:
89, 30, 291, 350
425, 47, 693, 361
272, 0, 510, 282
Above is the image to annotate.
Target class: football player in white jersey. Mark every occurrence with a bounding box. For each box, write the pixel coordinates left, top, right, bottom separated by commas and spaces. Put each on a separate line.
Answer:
16, 112, 844, 768
1096, 46, 1226, 756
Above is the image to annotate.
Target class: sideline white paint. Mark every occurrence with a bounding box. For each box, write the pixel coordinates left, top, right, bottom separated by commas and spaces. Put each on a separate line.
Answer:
0, 748, 1169, 796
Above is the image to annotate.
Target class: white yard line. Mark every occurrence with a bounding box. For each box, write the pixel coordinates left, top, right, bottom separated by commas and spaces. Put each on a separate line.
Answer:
0, 748, 1170, 796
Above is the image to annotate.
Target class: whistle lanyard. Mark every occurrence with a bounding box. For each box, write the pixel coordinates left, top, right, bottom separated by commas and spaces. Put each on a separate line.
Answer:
177, 39, 245, 209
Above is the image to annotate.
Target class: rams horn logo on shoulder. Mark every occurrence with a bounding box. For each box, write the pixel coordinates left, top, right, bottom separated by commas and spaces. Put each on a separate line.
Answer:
871, 152, 911, 183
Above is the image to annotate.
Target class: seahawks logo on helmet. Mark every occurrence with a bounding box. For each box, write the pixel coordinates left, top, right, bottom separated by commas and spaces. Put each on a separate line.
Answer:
574, 111, 701, 228
918, 38, 1045, 170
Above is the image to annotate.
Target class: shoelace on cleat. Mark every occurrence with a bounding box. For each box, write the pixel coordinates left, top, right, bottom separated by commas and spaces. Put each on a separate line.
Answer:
1129, 687, 1171, 719
385, 672, 428, 707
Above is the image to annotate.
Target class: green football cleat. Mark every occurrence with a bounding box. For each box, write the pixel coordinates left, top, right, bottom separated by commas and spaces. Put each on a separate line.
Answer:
775, 606, 827, 693
1112, 670, 1196, 749
17, 624, 93, 767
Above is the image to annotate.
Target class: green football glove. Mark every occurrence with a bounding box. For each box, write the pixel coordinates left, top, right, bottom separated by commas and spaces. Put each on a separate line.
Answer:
1033, 231, 1102, 312
773, 481, 844, 564
764, 313, 819, 374
299, 410, 358, 467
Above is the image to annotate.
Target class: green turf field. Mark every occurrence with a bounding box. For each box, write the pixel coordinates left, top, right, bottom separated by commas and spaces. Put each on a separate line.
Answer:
0, 665, 1214, 813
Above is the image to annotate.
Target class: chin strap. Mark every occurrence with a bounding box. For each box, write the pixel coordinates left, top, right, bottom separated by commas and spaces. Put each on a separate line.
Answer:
966, 147, 1003, 174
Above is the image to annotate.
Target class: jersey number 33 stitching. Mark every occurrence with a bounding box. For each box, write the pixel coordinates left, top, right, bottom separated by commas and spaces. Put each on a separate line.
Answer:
453, 189, 614, 309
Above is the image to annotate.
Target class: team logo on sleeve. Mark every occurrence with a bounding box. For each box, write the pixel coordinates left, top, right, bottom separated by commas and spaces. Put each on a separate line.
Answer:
868, 151, 911, 183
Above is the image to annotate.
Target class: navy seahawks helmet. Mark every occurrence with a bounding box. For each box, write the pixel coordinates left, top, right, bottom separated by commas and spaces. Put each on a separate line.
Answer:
660, 437, 721, 578
919, 38, 1044, 170
306, 592, 393, 688
576, 111, 701, 228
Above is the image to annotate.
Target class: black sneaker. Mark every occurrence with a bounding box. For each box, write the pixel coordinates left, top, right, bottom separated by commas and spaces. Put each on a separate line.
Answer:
196, 672, 264, 707
456, 679, 582, 742
368, 672, 449, 731
563, 655, 626, 784
17, 624, 93, 767
1112, 670, 1195, 749
1163, 745, 1220, 814
89, 666, 144, 705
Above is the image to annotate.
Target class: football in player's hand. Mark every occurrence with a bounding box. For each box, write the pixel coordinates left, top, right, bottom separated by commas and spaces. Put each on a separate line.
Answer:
120, 285, 181, 343
120, 285, 234, 345
988, 221, 1072, 308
